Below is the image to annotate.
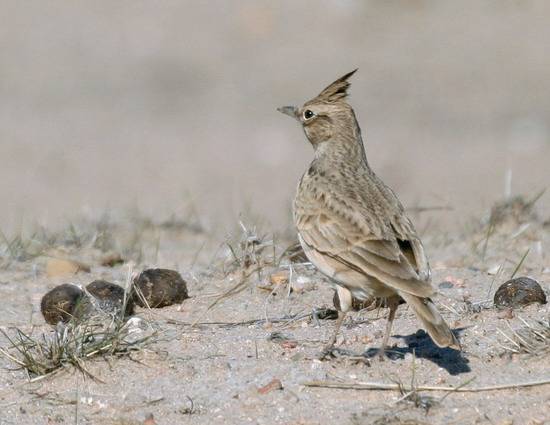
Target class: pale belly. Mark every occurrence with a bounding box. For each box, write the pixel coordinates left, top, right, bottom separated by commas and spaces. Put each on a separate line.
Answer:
297, 234, 396, 301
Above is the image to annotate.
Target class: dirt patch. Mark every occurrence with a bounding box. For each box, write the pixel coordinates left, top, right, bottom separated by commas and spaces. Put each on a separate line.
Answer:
0, 205, 549, 425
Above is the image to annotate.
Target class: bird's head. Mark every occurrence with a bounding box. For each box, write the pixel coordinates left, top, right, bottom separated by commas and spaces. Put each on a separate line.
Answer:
278, 69, 358, 148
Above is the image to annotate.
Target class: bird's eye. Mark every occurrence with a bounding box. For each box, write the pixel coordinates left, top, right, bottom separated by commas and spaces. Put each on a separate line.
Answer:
303, 109, 315, 120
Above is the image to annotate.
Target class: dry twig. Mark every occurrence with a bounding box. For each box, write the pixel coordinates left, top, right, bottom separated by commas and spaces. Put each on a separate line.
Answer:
302, 378, 550, 392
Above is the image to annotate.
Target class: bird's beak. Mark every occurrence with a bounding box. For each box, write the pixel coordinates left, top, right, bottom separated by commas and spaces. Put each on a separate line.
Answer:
277, 105, 298, 119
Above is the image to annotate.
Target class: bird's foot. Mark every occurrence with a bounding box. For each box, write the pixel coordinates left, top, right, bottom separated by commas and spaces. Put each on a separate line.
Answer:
363, 344, 401, 361
317, 345, 338, 360
317, 346, 367, 362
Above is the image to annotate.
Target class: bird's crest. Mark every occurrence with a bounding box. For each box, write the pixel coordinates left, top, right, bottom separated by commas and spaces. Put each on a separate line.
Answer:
311, 69, 357, 104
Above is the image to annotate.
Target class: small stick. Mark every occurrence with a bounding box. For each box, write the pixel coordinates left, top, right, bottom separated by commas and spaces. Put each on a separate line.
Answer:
510, 248, 530, 279
302, 378, 550, 392
506, 321, 535, 352
518, 316, 547, 341
439, 377, 476, 402
408, 205, 453, 213
486, 264, 503, 301
481, 219, 495, 262
526, 187, 546, 208
167, 312, 314, 328
496, 328, 522, 350
438, 302, 459, 316
74, 376, 79, 425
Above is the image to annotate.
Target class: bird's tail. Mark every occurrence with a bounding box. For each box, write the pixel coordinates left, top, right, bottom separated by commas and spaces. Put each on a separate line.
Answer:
399, 292, 461, 349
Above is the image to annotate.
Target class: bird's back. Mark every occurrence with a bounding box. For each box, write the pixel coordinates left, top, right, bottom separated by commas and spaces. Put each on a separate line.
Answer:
294, 151, 432, 291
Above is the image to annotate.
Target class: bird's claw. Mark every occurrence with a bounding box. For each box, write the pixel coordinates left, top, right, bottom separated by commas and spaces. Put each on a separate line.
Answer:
317, 346, 336, 361
317, 346, 358, 361
318, 345, 352, 360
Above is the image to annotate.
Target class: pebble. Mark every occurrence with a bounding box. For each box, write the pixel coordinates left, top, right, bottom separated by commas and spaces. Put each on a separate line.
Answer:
132, 268, 189, 308
40, 284, 89, 325
86, 280, 134, 316
494, 277, 547, 309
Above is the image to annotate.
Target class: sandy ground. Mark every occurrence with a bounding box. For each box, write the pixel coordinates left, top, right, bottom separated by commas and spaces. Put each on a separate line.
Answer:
1, 2, 550, 424
0, 203, 549, 425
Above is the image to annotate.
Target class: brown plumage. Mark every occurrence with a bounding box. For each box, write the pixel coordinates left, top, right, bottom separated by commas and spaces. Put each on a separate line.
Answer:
279, 70, 460, 358
333, 292, 405, 313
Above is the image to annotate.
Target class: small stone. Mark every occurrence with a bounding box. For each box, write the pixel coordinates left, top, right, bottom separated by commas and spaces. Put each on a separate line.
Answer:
444, 276, 465, 287
494, 277, 547, 309
267, 332, 292, 343
257, 378, 283, 394
270, 271, 289, 286
100, 253, 124, 267
281, 340, 298, 349
361, 335, 372, 344
143, 414, 157, 425
46, 258, 90, 277
438, 281, 454, 289
314, 308, 339, 320
291, 276, 316, 293
41, 284, 89, 325
132, 269, 188, 308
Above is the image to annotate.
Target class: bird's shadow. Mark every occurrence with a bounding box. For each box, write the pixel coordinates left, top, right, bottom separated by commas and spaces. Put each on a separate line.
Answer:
363, 328, 470, 375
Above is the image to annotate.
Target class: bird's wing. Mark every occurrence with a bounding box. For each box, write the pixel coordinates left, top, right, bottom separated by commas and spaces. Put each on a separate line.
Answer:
295, 184, 434, 298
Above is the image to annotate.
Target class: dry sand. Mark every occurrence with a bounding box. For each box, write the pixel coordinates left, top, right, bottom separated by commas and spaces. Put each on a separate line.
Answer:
0, 203, 549, 424
1, 2, 550, 424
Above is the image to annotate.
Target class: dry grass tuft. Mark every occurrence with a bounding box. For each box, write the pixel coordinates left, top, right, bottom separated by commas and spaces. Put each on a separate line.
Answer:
458, 190, 548, 275
193, 221, 313, 324
0, 313, 155, 381
216, 221, 277, 279
498, 318, 550, 356
193, 222, 280, 321
350, 415, 429, 425
0, 209, 204, 269
0, 228, 47, 266
488, 191, 544, 227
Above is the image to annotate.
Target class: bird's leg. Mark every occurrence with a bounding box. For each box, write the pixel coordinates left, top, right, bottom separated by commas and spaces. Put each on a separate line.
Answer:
378, 296, 400, 360
318, 311, 346, 360
318, 286, 352, 360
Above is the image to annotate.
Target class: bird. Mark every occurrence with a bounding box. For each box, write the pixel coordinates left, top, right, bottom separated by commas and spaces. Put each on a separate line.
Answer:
278, 69, 460, 359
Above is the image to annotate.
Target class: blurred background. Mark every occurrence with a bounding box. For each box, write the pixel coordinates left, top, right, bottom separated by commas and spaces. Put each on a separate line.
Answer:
1, 1, 549, 235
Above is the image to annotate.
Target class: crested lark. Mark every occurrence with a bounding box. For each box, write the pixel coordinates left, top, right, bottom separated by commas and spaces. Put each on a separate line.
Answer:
278, 70, 460, 358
